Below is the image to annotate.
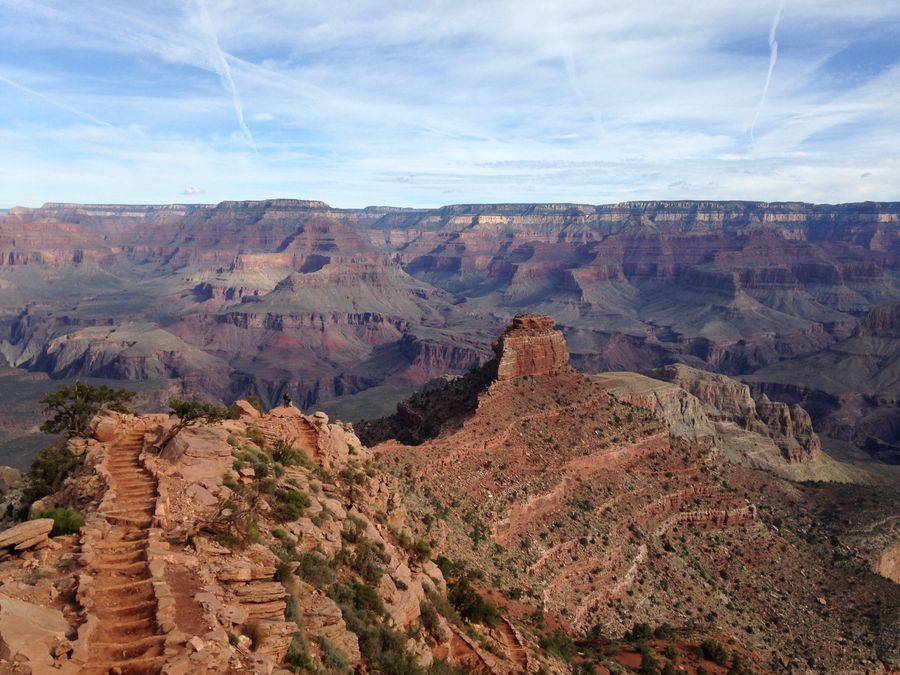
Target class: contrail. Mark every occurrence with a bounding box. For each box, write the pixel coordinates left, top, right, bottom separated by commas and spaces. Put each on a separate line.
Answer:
0, 74, 111, 127
195, 0, 257, 154
750, 0, 785, 141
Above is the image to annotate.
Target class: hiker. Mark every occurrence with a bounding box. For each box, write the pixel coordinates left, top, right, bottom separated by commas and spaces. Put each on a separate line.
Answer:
282, 392, 292, 408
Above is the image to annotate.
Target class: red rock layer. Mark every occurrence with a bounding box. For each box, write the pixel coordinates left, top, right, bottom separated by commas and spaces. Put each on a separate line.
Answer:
493, 314, 569, 380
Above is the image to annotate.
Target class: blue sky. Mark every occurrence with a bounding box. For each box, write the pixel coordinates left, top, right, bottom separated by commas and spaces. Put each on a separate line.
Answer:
0, 0, 898, 207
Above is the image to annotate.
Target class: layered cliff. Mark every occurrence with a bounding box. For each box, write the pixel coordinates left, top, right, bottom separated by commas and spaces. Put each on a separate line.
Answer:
0, 198, 897, 469
653, 364, 821, 463
493, 313, 570, 380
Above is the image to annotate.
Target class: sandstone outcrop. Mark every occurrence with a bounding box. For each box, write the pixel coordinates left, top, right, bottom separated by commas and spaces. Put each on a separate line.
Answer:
590, 371, 716, 441
0, 518, 53, 553
0, 593, 71, 670
493, 313, 570, 380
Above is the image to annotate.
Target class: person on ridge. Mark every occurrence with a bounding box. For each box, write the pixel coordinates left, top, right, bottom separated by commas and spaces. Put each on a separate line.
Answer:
282, 392, 293, 408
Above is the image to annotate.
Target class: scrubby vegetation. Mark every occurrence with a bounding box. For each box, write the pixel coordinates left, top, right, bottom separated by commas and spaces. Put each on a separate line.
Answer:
21, 444, 76, 507
435, 556, 500, 627
539, 630, 577, 662
700, 638, 728, 665
32, 506, 85, 535
158, 398, 229, 448
40, 382, 136, 438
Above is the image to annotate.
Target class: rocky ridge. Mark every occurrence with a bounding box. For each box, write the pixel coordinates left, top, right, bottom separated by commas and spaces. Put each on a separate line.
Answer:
652, 364, 821, 463
364, 315, 900, 672
0, 403, 495, 673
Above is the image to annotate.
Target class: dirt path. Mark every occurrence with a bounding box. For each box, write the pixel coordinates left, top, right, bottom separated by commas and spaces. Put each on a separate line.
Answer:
84, 430, 166, 674
496, 617, 528, 672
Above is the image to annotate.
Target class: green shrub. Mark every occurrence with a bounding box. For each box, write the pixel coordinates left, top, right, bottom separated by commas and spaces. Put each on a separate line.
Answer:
436, 556, 499, 627
663, 643, 681, 660
247, 426, 267, 450
32, 507, 84, 535
274, 488, 310, 522
639, 651, 661, 675
276, 560, 294, 583
413, 539, 432, 560
272, 437, 304, 466
350, 539, 390, 584
316, 635, 348, 671
700, 639, 728, 665
341, 516, 367, 544
285, 634, 315, 672
23, 445, 76, 506
728, 653, 754, 675
654, 623, 675, 640
296, 551, 335, 588
539, 630, 576, 662
447, 575, 499, 627
329, 580, 386, 617
420, 601, 440, 637
625, 622, 653, 642
158, 398, 229, 447
40, 382, 135, 438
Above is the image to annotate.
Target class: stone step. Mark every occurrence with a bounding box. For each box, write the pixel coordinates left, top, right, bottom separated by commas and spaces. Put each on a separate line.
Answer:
104, 514, 153, 528
78, 654, 167, 675
95, 577, 154, 593
88, 635, 166, 662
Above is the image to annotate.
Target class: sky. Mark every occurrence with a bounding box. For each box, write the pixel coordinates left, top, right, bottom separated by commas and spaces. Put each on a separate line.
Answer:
0, 0, 899, 208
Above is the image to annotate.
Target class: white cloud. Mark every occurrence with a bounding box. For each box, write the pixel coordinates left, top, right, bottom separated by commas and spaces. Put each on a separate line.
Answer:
180, 186, 206, 195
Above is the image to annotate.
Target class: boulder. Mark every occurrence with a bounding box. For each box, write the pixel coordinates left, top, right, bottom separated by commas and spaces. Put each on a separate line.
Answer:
0, 519, 54, 551
0, 593, 70, 668
230, 400, 262, 420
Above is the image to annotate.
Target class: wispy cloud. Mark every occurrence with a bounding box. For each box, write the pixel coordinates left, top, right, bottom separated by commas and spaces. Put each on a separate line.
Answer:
0, 0, 898, 206
0, 73, 111, 127
193, 0, 256, 154
750, 0, 785, 142
181, 185, 206, 195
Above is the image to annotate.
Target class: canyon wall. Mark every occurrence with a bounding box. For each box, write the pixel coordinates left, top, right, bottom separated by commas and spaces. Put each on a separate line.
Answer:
0, 199, 896, 465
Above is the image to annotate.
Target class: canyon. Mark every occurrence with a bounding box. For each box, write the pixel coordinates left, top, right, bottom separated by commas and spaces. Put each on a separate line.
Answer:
0, 199, 897, 473
0, 315, 896, 673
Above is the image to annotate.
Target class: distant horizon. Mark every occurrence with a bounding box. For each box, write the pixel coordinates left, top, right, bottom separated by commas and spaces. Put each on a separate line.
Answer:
5, 196, 900, 212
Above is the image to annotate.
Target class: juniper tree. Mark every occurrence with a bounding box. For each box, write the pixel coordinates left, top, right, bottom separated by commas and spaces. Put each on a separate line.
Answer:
40, 381, 136, 438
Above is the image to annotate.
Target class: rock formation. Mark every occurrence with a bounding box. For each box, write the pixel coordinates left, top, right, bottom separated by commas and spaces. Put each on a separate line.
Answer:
654, 364, 821, 462
362, 316, 899, 672
0, 518, 53, 554
493, 314, 570, 380
0, 199, 897, 469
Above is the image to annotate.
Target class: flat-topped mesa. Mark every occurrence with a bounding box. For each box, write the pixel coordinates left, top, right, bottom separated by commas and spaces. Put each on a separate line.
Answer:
493, 313, 570, 380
